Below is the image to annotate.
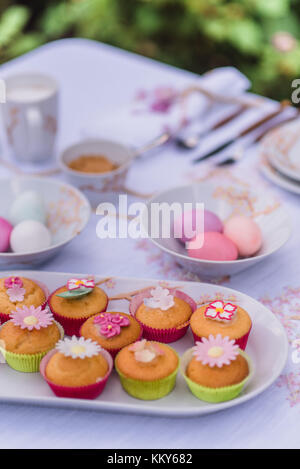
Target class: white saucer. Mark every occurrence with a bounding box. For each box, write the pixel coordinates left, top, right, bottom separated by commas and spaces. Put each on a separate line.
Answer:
259, 154, 300, 195
259, 118, 300, 182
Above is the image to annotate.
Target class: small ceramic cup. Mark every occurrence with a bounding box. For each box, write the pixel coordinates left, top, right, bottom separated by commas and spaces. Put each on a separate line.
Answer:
1, 72, 58, 162
59, 139, 135, 206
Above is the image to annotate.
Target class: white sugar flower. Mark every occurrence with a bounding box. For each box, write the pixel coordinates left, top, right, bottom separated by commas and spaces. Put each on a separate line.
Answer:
56, 336, 101, 359
143, 286, 174, 311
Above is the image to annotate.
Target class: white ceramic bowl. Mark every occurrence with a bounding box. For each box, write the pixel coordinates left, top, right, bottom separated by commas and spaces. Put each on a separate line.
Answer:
0, 176, 91, 268
59, 139, 135, 206
144, 179, 291, 278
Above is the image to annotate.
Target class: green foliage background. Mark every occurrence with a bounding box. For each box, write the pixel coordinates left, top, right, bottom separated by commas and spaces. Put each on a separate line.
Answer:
1, 0, 300, 99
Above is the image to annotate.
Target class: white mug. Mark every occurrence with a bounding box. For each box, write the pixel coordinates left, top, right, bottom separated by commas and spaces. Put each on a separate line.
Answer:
1, 72, 58, 162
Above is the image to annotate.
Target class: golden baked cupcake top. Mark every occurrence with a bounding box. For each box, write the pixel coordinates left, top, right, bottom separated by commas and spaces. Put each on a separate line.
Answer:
0, 305, 61, 354
186, 335, 249, 388
45, 336, 109, 387
0, 276, 46, 316
190, 300, 252, 340
80, 312, 142, 350
49, 277, 108, 319
116, 340, 179, 381
135, 286, 192, 329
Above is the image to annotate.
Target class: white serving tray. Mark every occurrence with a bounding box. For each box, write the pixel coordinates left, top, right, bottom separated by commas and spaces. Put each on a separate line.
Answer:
0, 271, 288, 417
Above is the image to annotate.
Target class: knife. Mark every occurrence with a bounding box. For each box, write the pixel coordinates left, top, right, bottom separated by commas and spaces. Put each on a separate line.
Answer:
192, 100, 290, 164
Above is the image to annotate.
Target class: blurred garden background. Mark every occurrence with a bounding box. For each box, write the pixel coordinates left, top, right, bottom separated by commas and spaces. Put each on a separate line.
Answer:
0, 0, 300, 100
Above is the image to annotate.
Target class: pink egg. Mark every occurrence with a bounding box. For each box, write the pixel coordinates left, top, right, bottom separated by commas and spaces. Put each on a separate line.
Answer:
174, 209, 223, 243
0, 217, 13, 252
187, 232, 238, 261
224, 216, 262, 257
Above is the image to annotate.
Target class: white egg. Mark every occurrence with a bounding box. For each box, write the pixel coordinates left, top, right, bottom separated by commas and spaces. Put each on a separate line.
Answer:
9, 190, 46, 226
10, 220, 51, 253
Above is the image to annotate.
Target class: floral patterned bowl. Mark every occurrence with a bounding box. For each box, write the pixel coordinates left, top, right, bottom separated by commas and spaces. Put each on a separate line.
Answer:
59, 139, 135, 207
0, 176, 90, 268
143, 176, 291, 278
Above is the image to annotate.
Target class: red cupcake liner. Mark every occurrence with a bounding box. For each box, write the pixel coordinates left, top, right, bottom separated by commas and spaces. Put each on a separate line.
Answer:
48, 287, 108, 337
0, 279, 50, 325
79, 318, 143, 360
130, 288, 197, 344
192, 325, 252, 351
40, 347, 113, 399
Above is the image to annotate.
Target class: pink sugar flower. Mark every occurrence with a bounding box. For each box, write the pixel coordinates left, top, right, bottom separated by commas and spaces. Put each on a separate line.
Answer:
94, 313, 111, 325
110, 314, 130, 326
99, 323, 121, 338
4, 277, 23, 289
193, 334, 239, 368
10, 305, 53, 331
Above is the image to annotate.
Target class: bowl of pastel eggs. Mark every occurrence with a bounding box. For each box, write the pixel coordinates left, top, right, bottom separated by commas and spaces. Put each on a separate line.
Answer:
0, 176, 91, 268
144, 179, 291, 278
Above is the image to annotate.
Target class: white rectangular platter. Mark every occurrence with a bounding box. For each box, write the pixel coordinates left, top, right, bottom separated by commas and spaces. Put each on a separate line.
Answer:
0, 270, 288, 417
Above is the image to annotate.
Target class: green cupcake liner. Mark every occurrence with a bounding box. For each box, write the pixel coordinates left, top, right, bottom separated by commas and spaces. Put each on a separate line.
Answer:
0, 321, 64, 373
115, 350, 179, 400
180, 348, 253, 403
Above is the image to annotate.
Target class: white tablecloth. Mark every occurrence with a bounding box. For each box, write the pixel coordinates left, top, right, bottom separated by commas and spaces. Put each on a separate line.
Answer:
0, 39, 299, 449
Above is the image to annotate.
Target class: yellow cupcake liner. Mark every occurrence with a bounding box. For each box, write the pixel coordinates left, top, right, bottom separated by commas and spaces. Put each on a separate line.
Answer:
0, 321, 64, 373
180, 348, 253, 403
115, 350, 179, 400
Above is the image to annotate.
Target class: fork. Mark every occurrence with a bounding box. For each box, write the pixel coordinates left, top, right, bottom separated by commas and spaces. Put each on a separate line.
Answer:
216, 112, 299, 166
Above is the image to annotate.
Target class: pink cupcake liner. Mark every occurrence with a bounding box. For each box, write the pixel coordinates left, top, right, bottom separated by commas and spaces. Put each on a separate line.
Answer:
192, 325, 252, 351
130, 288, 197, 344
48, 287, 108, 337
0, 279, 49, 325
79, 320, 143, 360
40, 347, 113, 399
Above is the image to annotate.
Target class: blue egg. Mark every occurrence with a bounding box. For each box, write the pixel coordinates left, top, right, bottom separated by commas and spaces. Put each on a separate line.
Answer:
9, 190, 47, 226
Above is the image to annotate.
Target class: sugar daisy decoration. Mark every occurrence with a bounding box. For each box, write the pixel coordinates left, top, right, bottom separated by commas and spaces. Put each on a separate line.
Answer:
10, 305, 53, 331
143, 286, 174, 311
56, 336, 101, 359
193, 334, 239, 368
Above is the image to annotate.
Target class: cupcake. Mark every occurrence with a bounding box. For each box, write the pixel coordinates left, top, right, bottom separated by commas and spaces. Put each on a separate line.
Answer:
190, 300, 252, 350
80, 311, 142, 358
48, 277, 108, 336
0, 276, 48, 324
180, 335, 252, 403
0, 305, 63, 372
115, 339, 179, 400
130, 286, 196, 343
40, 336, 113, 399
